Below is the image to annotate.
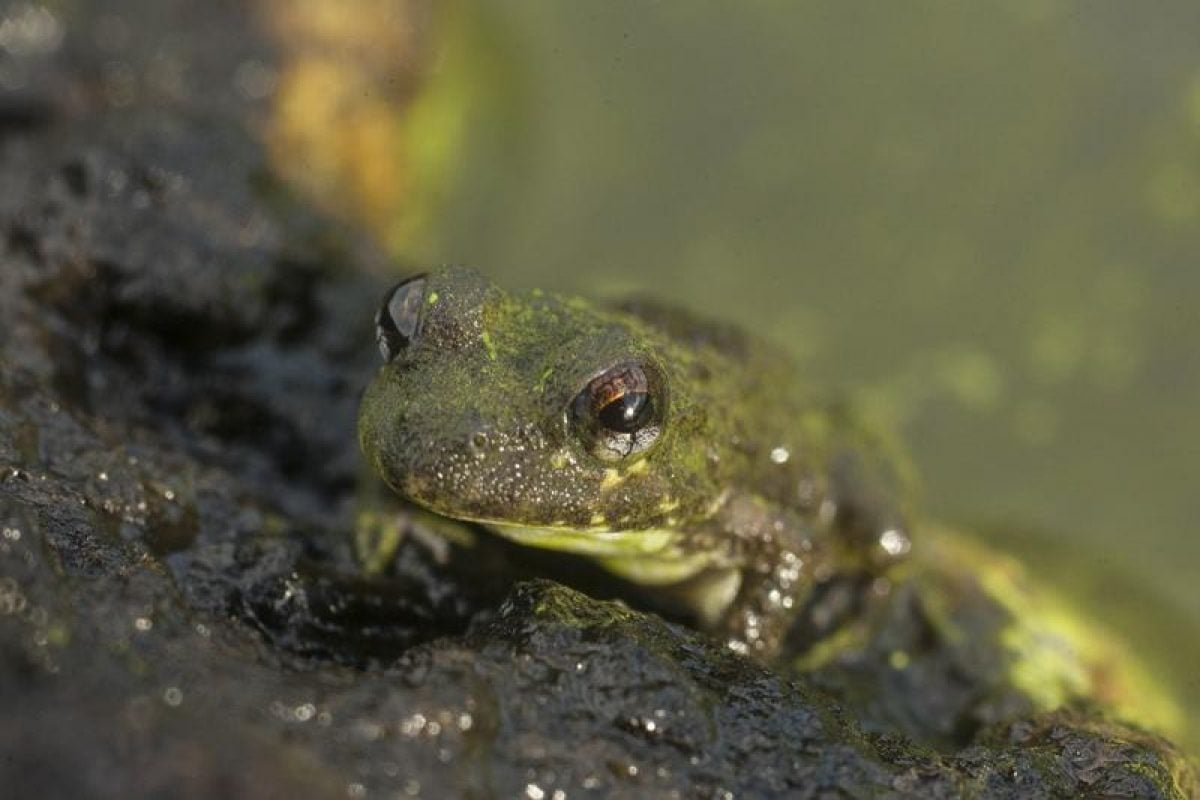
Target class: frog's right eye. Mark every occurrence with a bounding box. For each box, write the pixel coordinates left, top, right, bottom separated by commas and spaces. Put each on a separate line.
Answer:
570, 360, 667, 462
376, 274, 427, 361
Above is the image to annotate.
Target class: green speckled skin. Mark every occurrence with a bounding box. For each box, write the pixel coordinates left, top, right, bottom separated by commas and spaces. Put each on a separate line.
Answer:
359, 267, 913, 654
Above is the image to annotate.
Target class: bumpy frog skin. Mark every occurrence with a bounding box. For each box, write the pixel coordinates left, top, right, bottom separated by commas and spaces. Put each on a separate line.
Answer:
358, 267, 912, 655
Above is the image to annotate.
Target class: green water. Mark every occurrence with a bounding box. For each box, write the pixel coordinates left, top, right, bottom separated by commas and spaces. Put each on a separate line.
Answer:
426, 1, 1200, 745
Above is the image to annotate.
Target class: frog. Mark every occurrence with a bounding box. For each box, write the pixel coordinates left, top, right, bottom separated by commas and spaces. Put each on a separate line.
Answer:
355, 267, 1196, 752
357, 266, 914, 658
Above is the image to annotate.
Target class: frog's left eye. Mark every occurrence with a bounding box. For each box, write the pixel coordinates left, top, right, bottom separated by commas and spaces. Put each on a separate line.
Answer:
376, 274, 427, 362
570, 361, 667, 462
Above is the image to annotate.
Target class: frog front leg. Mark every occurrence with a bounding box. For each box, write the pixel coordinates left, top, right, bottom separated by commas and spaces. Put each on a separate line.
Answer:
704, 486, 906, 660
703, 494, 834, 658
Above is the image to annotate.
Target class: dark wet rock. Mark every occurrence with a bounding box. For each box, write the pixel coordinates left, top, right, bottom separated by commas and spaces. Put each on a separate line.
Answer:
955, 712, 1199, 799
0, 3, 1195, 798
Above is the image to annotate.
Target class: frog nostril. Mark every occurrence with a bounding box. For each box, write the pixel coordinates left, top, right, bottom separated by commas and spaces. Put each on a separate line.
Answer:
468, 430, 489, 454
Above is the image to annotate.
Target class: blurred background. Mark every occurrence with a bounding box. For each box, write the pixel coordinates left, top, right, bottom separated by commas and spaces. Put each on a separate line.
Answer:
9, 0, 1197, 747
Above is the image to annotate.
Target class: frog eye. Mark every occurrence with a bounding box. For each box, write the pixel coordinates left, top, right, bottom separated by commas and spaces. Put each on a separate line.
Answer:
570, 361, 666, 462
376, 274, 428, 361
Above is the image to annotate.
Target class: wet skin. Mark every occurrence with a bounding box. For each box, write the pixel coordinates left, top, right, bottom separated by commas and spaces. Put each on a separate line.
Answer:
358, 267, 913, 656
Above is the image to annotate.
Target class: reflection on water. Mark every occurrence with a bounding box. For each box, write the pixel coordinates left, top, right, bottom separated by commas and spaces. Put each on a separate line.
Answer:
425, 1, 1200, 748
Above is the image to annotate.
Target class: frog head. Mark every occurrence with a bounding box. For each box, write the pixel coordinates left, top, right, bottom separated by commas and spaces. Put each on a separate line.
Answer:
357, 267, 725, 558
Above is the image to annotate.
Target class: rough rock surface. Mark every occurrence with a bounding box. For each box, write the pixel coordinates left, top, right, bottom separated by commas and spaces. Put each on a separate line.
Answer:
0, 2, 1195, 798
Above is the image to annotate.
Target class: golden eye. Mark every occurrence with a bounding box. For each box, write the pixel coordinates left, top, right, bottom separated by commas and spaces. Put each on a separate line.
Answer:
571, 361, 666, 461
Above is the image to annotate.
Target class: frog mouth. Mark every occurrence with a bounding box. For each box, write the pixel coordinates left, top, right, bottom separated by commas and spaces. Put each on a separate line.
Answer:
401, 498, 715, 583
391, 472, 685, 558
395, 476, 683, 558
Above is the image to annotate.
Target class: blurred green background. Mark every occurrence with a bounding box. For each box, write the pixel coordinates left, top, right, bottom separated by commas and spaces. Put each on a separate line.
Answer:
406, 1, 1200, 745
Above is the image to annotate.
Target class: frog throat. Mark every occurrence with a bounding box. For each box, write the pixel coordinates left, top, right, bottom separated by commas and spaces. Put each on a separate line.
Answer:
487, 522, 720, 586
486, 521, 680, 559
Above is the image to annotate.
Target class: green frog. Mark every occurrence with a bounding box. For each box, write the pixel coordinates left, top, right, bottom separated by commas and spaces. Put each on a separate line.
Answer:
357, 268, 1190, 750
357, 266, 913, 657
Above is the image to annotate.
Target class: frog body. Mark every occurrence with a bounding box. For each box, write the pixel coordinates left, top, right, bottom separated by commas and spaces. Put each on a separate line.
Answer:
357, 267, 911, 655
